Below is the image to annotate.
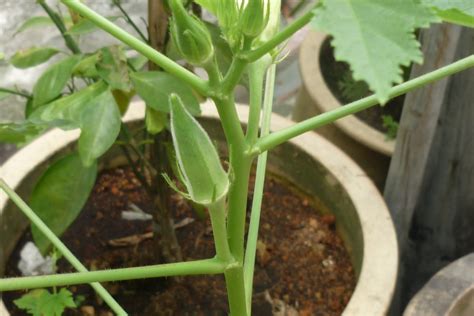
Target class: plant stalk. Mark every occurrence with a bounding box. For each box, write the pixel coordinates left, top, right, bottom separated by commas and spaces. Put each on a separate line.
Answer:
0, 258, 226, 291
245, 57, 271, 144
0, 87, 31, 99
38, 0, 81, 54
253, 55, 474, 154
244, 63, 276, 309
242, 7, 315, 62
113, 0, 148, 42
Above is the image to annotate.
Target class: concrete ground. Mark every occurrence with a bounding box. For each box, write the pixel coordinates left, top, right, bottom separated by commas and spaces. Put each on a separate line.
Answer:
0, 1, 313, 165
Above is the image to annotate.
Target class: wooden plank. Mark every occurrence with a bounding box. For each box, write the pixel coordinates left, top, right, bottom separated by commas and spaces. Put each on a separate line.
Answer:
383, 23, 467, 314
405, 25, 474, 299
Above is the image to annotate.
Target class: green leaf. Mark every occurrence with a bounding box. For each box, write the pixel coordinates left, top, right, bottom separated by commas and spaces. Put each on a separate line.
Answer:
170, 94, 228, 205
66, 16, 120, 36
128, 54, 148, 71
73, 53, 100, 78
11, 47, 60, 69
78, 89, 122, 166
0, 122, 45, 144
14, 16, 54, 36
194, 0, 218, 14
30, 153, 97, 254
97, 46, 132, 92
146, 107, 166, 134
30, 81, 109, 130
424, 0, 474, 15
423, 0, 474, 27
14, 288, 76, 316
131, 71, 200, 115
312, 0, 438, 103
32, 55, 82, 110
0, 52, 5, 61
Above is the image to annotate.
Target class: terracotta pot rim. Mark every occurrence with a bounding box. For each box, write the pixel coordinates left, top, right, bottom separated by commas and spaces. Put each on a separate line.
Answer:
0, 101, 398, 315
299, 30, 396, 156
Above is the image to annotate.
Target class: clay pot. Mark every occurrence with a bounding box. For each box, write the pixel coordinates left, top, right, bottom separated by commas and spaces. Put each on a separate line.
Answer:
1, 101, 398, 315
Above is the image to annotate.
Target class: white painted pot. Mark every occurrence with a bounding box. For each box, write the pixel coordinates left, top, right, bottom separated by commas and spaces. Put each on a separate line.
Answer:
1, 101, 398, 315
293, 30, 396, 189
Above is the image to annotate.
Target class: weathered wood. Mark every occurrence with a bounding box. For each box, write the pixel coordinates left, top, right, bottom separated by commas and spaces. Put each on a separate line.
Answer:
384, 24, 462, 249
385, 24, 474, 313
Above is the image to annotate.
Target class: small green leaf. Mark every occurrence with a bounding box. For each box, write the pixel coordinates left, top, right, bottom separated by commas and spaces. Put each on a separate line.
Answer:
128, 54, 148, 71
146, 106, 166, 134
0, 52, 5, 61
194, 0, 218, 14
30, 153, 97, 254
30, 81, 109, 130
112, 89, 134, 115
434, 9, 474, 27
170, 94, 228, 205
67, 16, 120, 36
97, 46, 132, 92
423, 0, 474, 27
11, 47, 60, 69
14, 16, 54, 36
14, 288, 77, 316
32, 55, 82, 110
423, 0, 474, 15
131, 71, 200, 115
0, 122, 45, 144
73, 53, 100, 78
78, 89, 122, 166
312, 0, 438, 103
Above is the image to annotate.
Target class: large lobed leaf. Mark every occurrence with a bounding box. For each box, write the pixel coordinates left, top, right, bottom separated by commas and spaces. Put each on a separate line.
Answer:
30, 153, 97, 254
312, 0, 438, 103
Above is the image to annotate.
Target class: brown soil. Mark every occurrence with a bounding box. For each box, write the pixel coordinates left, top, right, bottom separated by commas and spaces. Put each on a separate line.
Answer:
4, 167, 355, 316
320, 37, 405, 133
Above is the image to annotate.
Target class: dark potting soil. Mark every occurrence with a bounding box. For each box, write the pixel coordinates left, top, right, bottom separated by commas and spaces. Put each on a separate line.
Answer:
319, 37, 405, 134
4, 167, 355, 316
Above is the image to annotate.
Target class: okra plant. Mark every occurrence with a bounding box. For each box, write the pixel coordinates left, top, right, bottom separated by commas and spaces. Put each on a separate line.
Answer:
1, 0, 473, 315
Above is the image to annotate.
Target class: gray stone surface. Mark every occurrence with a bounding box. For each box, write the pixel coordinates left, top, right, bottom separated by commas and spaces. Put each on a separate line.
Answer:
0, 1, 308, 164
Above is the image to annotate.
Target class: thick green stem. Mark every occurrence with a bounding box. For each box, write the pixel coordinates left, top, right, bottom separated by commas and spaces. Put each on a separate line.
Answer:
244, 64, 276, 310
224, 265, 248, 316
62, 0, 209, 95
0, 258, 226, 291
208, 199, 233, 263
213, 97, 249, 262
242, 8, 314, 62
253, 55, 474, 155
0, 179, 126, 315
213, 96, 251, 316
245, 57, 271, 145
221, 58, 248, 95
38, 0, 81, 54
